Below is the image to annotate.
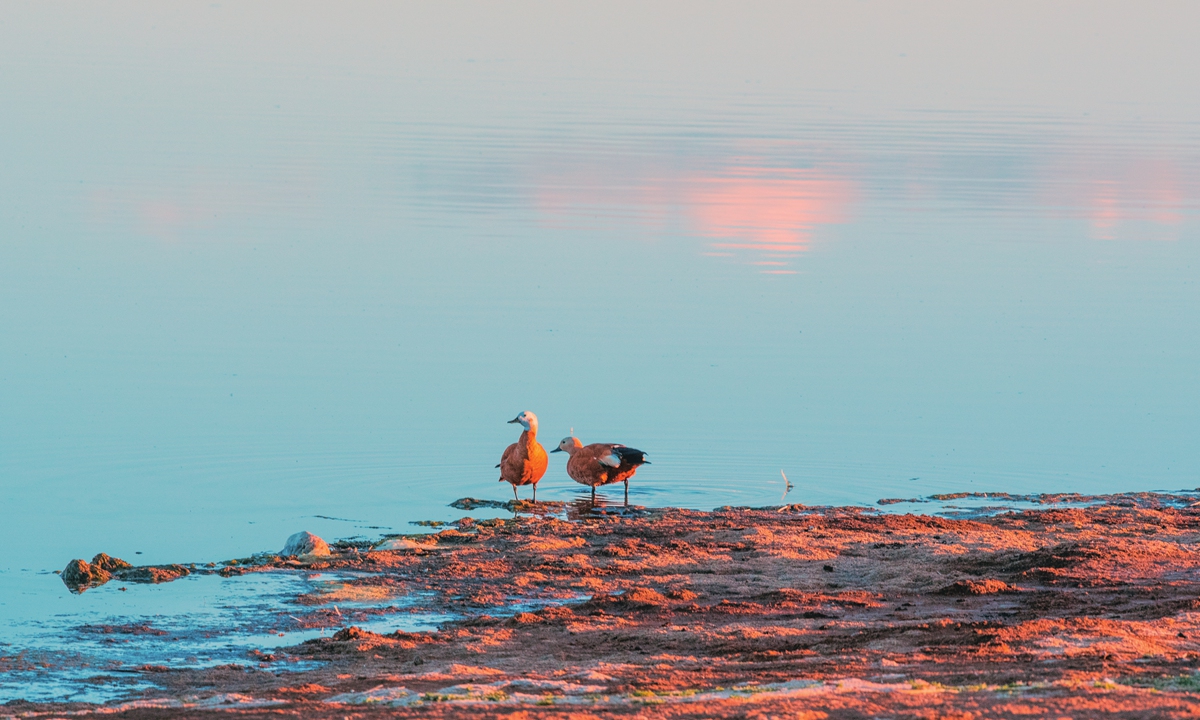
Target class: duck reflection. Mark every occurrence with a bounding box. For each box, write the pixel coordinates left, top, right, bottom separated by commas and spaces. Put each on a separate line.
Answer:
566, 493, 640, 520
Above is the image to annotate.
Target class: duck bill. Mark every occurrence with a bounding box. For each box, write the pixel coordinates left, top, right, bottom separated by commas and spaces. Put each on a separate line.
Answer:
508, 417, 521, 424
550, 447, 563, 453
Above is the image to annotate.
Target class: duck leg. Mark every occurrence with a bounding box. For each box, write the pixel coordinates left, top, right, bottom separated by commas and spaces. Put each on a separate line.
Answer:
512, 484, 518, 501
624, 479, 629, 506
591, 485, 596, 503
532, 483, 537, 502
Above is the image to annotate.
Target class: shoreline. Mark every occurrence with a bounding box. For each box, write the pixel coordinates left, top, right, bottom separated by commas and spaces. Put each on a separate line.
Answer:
10, 491, 1200, 717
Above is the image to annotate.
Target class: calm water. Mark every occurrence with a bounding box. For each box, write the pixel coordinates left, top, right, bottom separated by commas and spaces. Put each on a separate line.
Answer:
2, 2, 1199, 696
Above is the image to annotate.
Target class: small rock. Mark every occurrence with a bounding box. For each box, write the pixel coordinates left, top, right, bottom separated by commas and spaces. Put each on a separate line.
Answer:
61, 558, 112, 593
91, 553, 132, 573
281, 531, 331, 557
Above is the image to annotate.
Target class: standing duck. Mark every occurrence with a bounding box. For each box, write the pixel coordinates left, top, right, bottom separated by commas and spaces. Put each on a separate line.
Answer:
552, 436, 649, 503
497, 411, 548, 502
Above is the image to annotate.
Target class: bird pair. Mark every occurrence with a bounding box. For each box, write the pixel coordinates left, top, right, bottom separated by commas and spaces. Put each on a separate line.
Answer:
497, 411, 649, 503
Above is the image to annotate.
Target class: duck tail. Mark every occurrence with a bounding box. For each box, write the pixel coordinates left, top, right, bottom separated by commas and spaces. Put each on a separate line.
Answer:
614, 446, 648, 466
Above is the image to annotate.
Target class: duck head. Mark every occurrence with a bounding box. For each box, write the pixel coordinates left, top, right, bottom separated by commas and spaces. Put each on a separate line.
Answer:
551, 436, 583, 454
508, 411, 538, 432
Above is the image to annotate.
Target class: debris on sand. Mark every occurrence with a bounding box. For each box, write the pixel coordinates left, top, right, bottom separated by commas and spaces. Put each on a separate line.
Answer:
372, 536, 436, 552
450, 497, 512, 510
449, 497, 566, 513
935, 578, 1019, 595
117, 564, 191, 584
280, 531, 331, 557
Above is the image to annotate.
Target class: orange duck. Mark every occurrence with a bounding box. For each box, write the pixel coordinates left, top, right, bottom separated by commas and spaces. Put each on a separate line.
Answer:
552, 435, 650, 503
497, 411, 548, 501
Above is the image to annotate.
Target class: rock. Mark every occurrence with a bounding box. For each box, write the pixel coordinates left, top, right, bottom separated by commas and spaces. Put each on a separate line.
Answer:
61, 558, 112, 593
281, 531, 331, 557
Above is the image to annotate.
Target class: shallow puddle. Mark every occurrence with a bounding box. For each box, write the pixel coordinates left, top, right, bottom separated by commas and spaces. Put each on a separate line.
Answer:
0, 570, 447, 703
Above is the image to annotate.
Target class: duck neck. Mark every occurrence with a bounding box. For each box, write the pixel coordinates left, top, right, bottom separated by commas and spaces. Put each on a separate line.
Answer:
521, 421, 538, 445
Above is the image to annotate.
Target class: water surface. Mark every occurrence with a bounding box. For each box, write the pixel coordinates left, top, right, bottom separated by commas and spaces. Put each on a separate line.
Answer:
2, 1, 1199, 699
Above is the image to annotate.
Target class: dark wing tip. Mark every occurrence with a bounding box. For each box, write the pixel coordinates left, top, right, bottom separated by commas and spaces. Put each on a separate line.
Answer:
494, 463, 501, 468
614, 446, 648, 465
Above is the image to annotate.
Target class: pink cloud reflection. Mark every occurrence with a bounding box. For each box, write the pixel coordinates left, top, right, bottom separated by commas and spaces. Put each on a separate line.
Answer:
689, 166, 855, 271
84, 168, 317, 242
1042, 156, 1186, 241
532, 159, 857, 273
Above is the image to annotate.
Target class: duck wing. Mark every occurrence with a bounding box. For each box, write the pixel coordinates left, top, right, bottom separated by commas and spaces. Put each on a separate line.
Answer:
597, 446, 622, 468
498, 442, 518, 479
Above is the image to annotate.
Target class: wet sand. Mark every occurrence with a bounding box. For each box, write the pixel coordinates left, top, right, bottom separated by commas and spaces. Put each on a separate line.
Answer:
12, 493, 1200, 718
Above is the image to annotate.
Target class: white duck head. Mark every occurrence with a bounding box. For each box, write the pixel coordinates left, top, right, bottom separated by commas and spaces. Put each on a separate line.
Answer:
507, 411, 538, 432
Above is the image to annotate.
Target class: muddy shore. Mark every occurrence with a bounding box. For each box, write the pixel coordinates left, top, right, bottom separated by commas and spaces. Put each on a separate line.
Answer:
11, 493, 1200, 718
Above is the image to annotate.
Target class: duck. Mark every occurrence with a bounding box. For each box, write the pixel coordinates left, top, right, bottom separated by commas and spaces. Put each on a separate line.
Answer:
496, 411, 549, 502
552, 436, 649, 503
